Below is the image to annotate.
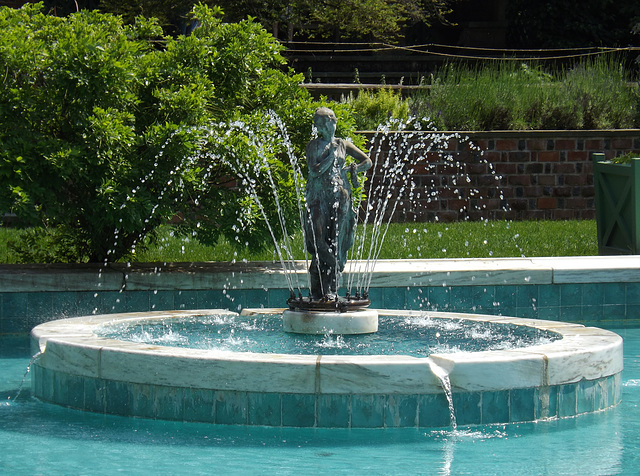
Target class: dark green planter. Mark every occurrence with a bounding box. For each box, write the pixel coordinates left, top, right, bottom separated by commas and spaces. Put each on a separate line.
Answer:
592, 152, 640, 254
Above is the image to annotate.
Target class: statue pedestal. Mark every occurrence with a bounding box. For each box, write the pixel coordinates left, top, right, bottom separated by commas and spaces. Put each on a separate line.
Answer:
282, 309, 378, 335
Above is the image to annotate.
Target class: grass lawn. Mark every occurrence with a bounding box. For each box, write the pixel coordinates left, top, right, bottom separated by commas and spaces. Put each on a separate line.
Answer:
0, 220, 597, 263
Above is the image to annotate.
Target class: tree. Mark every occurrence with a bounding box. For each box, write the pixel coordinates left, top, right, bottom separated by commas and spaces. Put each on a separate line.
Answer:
36, 0, 454, 42
307, 0, 455, 42
99, 0, 215, 35
0, 4, 352, 263
213, 0, 456, 42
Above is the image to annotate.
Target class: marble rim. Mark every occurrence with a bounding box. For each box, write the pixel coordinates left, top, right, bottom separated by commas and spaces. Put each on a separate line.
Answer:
30, 309, 623, 396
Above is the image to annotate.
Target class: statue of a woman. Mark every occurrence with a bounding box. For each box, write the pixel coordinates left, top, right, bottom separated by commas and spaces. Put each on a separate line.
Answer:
305, 107, 372, 300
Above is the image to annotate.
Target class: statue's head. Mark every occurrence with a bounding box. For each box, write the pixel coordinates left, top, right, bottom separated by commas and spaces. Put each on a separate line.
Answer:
313, 107, 337, 139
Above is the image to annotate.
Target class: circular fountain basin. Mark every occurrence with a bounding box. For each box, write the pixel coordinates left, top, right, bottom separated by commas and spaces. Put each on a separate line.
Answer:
30, 309, 623, 428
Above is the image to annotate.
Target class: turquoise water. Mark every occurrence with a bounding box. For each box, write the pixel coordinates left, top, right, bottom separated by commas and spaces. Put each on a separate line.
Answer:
2, 329, 639, 475
97, 314, 560, 356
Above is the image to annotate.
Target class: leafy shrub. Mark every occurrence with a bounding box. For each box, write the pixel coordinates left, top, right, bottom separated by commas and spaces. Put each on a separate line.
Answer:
0, 4, 353, 263
344, 88, 410, 130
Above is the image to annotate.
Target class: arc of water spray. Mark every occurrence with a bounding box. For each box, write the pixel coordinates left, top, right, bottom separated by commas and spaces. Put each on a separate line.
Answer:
6, 351, 42, 405
347, 124, 425, 296
356, 124, 416, 294
269, 112, 314, 295
345, 129, 389, 295
347, 127, 401, 296
362, 142, 424, 292
122, 114, 503, 306
346, 124, 482, 298
220, 122, 302, 295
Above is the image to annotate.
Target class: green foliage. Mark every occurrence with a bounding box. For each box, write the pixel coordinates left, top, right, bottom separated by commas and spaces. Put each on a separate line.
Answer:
212, 0, 455, 42
0, 4, 157, 261
0, 4, 348, 263
99, 0, 216, 35
0, 227, 19, 263
7, 226, 88, 263
307, 0, 410, 42
410, 58, 639, 131
344, 89, 410, 130
560, 59, 640, 130
610, 152, 639, 164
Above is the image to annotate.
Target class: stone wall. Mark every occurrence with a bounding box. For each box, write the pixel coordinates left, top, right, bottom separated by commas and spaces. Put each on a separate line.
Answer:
364, 130, 640, 222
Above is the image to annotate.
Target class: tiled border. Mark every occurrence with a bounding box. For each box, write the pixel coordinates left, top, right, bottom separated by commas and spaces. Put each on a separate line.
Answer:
30, 309, 623, 428
3, 256, 640, 334
30, 366, 621, 428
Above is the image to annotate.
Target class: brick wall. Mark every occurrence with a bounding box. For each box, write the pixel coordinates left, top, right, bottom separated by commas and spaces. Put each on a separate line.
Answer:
364, 130, 640, 222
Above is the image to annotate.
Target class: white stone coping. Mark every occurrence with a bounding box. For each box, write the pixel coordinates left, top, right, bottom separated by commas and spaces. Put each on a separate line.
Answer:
5, 256, 640, 292
31, 309, 623, 395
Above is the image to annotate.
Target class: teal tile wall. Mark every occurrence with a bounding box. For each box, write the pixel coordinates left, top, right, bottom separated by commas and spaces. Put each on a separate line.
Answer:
83, 376, 106, 413
351, 394, 385, 428
405, 287, 428, 310
509, 387, 536, 422
54, 292, 82, 317
385, 394, 418, 427
248, 392, 282, 426
267, 288, 292, 308
174, 290, 198, 310
196, 290, 226, 310
32, 364, 621, 428
558, 384, 578, 418
76, 291, 100, 316
4, 281, 640, 334
2, 293, 27, 334
154, 386, 185, 420
214, 390, 248, 425
418, 393, 451, 427
453, 392, 482, 426
534, 386, 557, 420
100, 291, 128, 314
481, 390, 510, 424
578, 380, 596, 414
317, 394, 351, 428
183, 388, 215, 422
281, 393, 315, 427
494, 285, 517, 311
150, 290, 175, 311
104, 379, 133, 416
427, 286, 452, 311
131, 383, 156, 419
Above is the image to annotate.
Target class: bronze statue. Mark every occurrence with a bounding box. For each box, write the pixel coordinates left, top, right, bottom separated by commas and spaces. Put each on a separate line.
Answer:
304, 107, 372, 300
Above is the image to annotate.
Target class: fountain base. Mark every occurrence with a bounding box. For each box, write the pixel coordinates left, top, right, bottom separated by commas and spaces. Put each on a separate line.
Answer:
282, 309, 379, 334
30, 310, 623, 428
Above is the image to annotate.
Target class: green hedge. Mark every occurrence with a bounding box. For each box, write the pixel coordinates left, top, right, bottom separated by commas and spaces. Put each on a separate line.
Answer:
0, 4, 358, 263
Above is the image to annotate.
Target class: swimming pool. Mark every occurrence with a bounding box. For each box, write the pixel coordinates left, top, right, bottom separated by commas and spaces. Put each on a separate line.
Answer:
2, 328, 639, 475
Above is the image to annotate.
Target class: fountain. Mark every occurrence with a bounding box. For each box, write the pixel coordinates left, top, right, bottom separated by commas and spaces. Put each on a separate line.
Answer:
29, 109, 623, 428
